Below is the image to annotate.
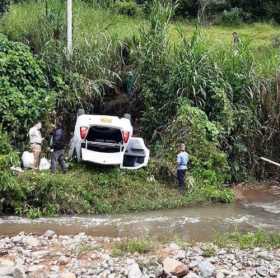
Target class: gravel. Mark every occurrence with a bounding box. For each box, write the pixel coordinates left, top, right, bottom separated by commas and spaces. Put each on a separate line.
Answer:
0, 232, 279, 277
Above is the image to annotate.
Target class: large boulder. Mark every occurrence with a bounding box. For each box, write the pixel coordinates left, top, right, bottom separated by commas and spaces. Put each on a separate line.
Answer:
163, 257, 189, 277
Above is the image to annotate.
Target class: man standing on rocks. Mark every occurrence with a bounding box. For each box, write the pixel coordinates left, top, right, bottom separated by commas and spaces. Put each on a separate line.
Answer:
177, 143, 189, 193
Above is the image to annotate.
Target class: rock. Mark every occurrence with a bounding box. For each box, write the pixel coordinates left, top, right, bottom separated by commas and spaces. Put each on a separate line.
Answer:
219, 269, 231, 276
160, 243, 186, 260
28, 272, 47, 278
185, 272, 200, 278
0, 266, 15, 276
58, 256, 70, 265
0, 250, 8, 256
216, 272, 224, 278
27, 265, 45, 272
168, 243, 181, 251
270, 269, 277, 277
14, 266, 26, 278
23, 237, 40, 248
0, 258, 15, 266
257, 251, 273, 261
198, 260, 215, 278
162, 257, 189, 277
12, 235, 23, 244
256, 266, 268, 277
32, 251, 50, 259
43, 230, 56, 239
127, 259, 143, 278
61, 272, 76, 278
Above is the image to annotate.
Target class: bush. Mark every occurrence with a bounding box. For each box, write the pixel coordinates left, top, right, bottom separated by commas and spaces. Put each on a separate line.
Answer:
162, 102, 230, 183
113, 0, 142, 16
0, 129, 20, 214
221, 7, 243, 25
272, 34, 280, 48
112, 239, 153, 256
0, 0, 10, 16
0, 34, 55, 142
265, 1, 280, 24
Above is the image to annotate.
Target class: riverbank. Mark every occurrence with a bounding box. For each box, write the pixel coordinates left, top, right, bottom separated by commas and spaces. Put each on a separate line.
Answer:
4, 164, 233, 217
0, 231, 280, 278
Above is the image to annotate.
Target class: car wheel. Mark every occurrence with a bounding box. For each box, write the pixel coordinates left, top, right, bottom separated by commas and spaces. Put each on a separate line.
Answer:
77, 108, 85, 116
123, 113, 131, 121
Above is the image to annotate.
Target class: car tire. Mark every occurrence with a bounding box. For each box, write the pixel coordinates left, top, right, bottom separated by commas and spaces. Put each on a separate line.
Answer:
123, 113, 131, 121
77, 109, 85, 116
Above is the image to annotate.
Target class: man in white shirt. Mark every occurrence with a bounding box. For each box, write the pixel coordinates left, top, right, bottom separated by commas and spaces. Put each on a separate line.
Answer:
28, 122, 43, 169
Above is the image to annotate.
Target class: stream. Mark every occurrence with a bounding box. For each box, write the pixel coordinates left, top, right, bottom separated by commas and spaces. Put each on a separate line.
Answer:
1, 184, 280, 242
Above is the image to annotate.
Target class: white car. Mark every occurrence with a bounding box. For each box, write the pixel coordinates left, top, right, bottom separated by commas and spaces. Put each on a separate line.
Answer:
70, 114, 150, 170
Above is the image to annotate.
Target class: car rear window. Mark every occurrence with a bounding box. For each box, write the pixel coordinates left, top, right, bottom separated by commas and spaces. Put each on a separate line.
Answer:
86, 126, 122, 143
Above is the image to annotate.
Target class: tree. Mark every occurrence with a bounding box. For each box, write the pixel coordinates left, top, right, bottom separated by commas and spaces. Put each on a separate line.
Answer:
0, 0, 10, 16
0, 34, 55, 143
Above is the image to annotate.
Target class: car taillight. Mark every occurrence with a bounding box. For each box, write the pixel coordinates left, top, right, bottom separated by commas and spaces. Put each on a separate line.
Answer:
80, 127, 88, 140
122, 131, 130, 143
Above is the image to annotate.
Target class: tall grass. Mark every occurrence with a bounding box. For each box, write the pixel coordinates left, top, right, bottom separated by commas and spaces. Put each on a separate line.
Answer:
1, 0, 279, 75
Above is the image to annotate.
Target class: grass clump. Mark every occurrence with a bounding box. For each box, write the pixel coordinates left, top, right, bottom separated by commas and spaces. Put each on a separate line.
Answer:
202, 244, 217, 257
112, 239, 153, 256
215, 230, 280, 249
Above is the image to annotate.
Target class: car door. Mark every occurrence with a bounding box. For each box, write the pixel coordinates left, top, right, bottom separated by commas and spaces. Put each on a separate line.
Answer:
120, 137, 150, 170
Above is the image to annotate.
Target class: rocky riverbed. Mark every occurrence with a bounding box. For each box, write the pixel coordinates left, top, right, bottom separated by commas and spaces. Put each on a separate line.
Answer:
0, 231, 280, 278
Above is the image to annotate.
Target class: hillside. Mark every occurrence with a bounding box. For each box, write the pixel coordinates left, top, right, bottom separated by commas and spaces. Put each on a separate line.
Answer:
0, 0, 280, 216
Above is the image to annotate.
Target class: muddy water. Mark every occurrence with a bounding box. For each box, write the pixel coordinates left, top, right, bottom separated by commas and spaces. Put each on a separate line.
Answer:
1, 185, 280, 242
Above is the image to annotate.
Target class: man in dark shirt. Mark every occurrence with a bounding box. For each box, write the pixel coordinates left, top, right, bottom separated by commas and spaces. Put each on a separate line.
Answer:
50, 121, 67, 174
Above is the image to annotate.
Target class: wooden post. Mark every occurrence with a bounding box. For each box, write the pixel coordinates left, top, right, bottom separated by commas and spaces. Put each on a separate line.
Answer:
260, 157, 280, 167
67, 0, 73, 58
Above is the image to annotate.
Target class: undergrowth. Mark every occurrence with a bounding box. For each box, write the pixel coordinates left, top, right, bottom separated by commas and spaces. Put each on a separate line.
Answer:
112, 239, 153, 256
0, 163, 234, 217
215, 230, 280, 249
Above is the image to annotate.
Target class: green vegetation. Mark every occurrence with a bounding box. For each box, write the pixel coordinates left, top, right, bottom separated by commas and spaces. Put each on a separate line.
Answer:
0, 129, 20, 213
75, 243, 96, 257
112, 239, 153, 256
215, 230, 280, 249
0, 0, 279, 216
0, 34, 55, 143
1, 164, 233, 216
202, 244, 217, 257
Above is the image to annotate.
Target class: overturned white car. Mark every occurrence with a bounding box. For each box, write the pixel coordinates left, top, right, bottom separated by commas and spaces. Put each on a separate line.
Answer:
69, 114, 150, 170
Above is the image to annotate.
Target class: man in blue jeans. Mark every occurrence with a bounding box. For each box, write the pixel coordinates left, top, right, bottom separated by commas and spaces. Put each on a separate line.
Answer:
177, 143, 189, 193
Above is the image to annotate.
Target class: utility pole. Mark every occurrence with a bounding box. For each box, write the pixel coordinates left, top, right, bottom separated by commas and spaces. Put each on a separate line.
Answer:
67, 0, 73, 58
